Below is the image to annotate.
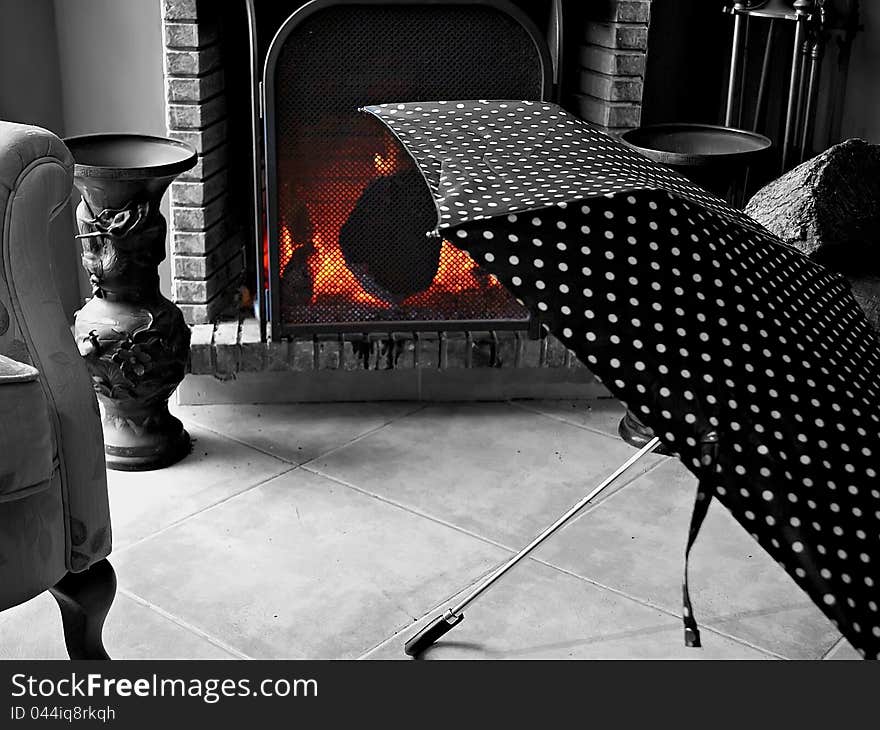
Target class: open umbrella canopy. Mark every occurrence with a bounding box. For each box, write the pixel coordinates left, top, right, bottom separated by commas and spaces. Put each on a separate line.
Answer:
364, 100, 880, 658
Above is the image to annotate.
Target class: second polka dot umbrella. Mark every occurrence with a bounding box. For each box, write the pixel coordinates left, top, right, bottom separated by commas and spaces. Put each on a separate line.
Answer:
363, 100, 880, 659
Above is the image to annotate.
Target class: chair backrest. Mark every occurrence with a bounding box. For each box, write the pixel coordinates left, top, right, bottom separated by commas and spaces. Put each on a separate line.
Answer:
0, 121, 111, 573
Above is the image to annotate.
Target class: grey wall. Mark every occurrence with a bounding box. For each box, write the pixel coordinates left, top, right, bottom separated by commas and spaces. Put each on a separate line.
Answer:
840, 2, 880, 142
0, 0, 172, 313
52, 0, 166, 139
53, 0, 171, 298
0, 0, 82, 319
0, 0, 64, 131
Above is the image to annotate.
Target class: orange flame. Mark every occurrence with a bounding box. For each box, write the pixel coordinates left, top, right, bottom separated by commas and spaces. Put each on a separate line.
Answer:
272, 127, 508, 314
374, 153, 395, 176
309, 232, 389, 306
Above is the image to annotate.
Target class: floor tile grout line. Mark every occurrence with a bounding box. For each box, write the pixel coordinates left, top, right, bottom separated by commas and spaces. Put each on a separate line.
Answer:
297, 403, 430, 469
118, 587, 253, 660
506, 399, 634, 444
357, 572, 499, 660
357, 540, 787, 661
505, 400, 677, 492
304, 464, 786, 660
173, 399, 653, 559
301, 464, 519, 553
357, 556, 786, 661
182, 423, 299, 464
304, 447, 664, 557
168, 397, 656, 559
111, 458, 784, 662
112, 464, 299, 557
542, 455, 669, 532
131, 403, 791, 661
178, 402, 429, 467
821, 635, 848, 660
182, 398, 618, 471
526, 557, 789, 660
303, 453, 666, 562
507, 459, 819, 660
112, 402, 426, 556
172, 400, 652, 552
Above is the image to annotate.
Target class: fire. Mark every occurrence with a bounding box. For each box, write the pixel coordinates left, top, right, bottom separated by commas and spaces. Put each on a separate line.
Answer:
373, 135, 401, 177
269, 124, 514, 322
373, 152, 395, 176
409, 241, 503, 300
309, 232, 389, 307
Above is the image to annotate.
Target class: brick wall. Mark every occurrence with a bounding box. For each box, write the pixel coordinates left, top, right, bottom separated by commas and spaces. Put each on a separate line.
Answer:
160, 0, 654, 325
161, 0, 245, 324
187, 326, 592, 378
573, 0, 653, 135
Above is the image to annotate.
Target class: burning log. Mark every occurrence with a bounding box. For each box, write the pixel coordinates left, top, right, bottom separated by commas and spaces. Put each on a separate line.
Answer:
279, 198, 315, 307
339, 167, 441, 303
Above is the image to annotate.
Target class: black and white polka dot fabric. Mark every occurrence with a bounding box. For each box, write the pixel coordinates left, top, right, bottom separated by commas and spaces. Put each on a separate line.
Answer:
365, 100, 880, 659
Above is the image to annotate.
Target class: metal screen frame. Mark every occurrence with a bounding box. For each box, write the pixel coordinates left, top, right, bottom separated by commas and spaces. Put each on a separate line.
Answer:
261, 0, 553, 337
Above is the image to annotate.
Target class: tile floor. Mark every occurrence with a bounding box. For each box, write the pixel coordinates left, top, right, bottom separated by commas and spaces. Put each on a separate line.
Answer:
0, 398, 860, 660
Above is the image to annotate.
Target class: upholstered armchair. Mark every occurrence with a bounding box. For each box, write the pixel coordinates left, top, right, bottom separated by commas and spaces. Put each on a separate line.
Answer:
0, 121, 114, 659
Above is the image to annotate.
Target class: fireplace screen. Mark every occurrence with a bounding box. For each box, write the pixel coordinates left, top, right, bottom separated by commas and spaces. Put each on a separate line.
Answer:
263, 1, 550, 335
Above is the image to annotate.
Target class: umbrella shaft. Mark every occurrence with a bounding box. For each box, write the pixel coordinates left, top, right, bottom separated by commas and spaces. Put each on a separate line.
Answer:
448, 436, 662, 618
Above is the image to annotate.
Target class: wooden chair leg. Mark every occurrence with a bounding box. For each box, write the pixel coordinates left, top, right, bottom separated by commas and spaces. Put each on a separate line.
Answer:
49, 558, 116, 660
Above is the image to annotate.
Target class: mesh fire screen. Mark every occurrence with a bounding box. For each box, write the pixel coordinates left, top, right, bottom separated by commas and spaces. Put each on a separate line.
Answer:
265, 1, 548, 334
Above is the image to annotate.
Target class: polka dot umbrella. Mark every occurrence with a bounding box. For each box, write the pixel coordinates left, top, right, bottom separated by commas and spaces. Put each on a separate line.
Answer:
362, 100, 880, 660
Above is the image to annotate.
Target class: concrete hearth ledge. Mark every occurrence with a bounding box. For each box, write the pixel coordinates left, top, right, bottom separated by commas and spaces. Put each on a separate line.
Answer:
178, 319, 609, 405
176, 369, 605, 405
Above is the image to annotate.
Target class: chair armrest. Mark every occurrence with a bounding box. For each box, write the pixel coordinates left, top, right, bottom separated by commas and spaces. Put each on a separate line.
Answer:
0, 354, 53, 501
0, 353, 39, 384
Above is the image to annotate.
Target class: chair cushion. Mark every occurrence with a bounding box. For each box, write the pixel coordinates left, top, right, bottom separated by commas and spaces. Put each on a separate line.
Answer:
0, 354, 53, 502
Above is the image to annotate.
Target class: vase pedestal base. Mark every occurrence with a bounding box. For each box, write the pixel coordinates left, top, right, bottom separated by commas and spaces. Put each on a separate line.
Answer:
100, 400, 191, 471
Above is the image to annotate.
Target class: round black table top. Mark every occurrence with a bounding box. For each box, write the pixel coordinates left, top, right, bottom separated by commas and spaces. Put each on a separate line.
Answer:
620, 123, 773, 170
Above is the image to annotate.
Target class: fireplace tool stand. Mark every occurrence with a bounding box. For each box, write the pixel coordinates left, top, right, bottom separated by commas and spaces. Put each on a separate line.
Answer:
724, 1, 861, 172
404, 436, 662, 656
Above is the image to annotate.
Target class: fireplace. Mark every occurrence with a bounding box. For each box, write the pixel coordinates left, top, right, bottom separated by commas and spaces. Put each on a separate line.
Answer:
160, 0, 654, 400
262, 1, 549, 336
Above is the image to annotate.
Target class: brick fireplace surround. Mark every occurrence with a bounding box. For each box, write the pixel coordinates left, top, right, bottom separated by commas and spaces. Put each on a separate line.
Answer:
160, 0, 653, 403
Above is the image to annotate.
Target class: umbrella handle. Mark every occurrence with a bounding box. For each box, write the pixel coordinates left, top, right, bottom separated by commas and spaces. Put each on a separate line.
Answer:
404, 611, 465, 657
403, 436, 662, 657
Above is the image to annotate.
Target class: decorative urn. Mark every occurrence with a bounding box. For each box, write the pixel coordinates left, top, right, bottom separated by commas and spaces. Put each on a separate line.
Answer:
65, 134, 197, 471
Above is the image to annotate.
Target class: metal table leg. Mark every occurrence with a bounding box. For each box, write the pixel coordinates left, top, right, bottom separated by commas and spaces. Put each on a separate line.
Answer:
800, 36, 825, 162
782, 12, 808, 171
726, 7, 748, 128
